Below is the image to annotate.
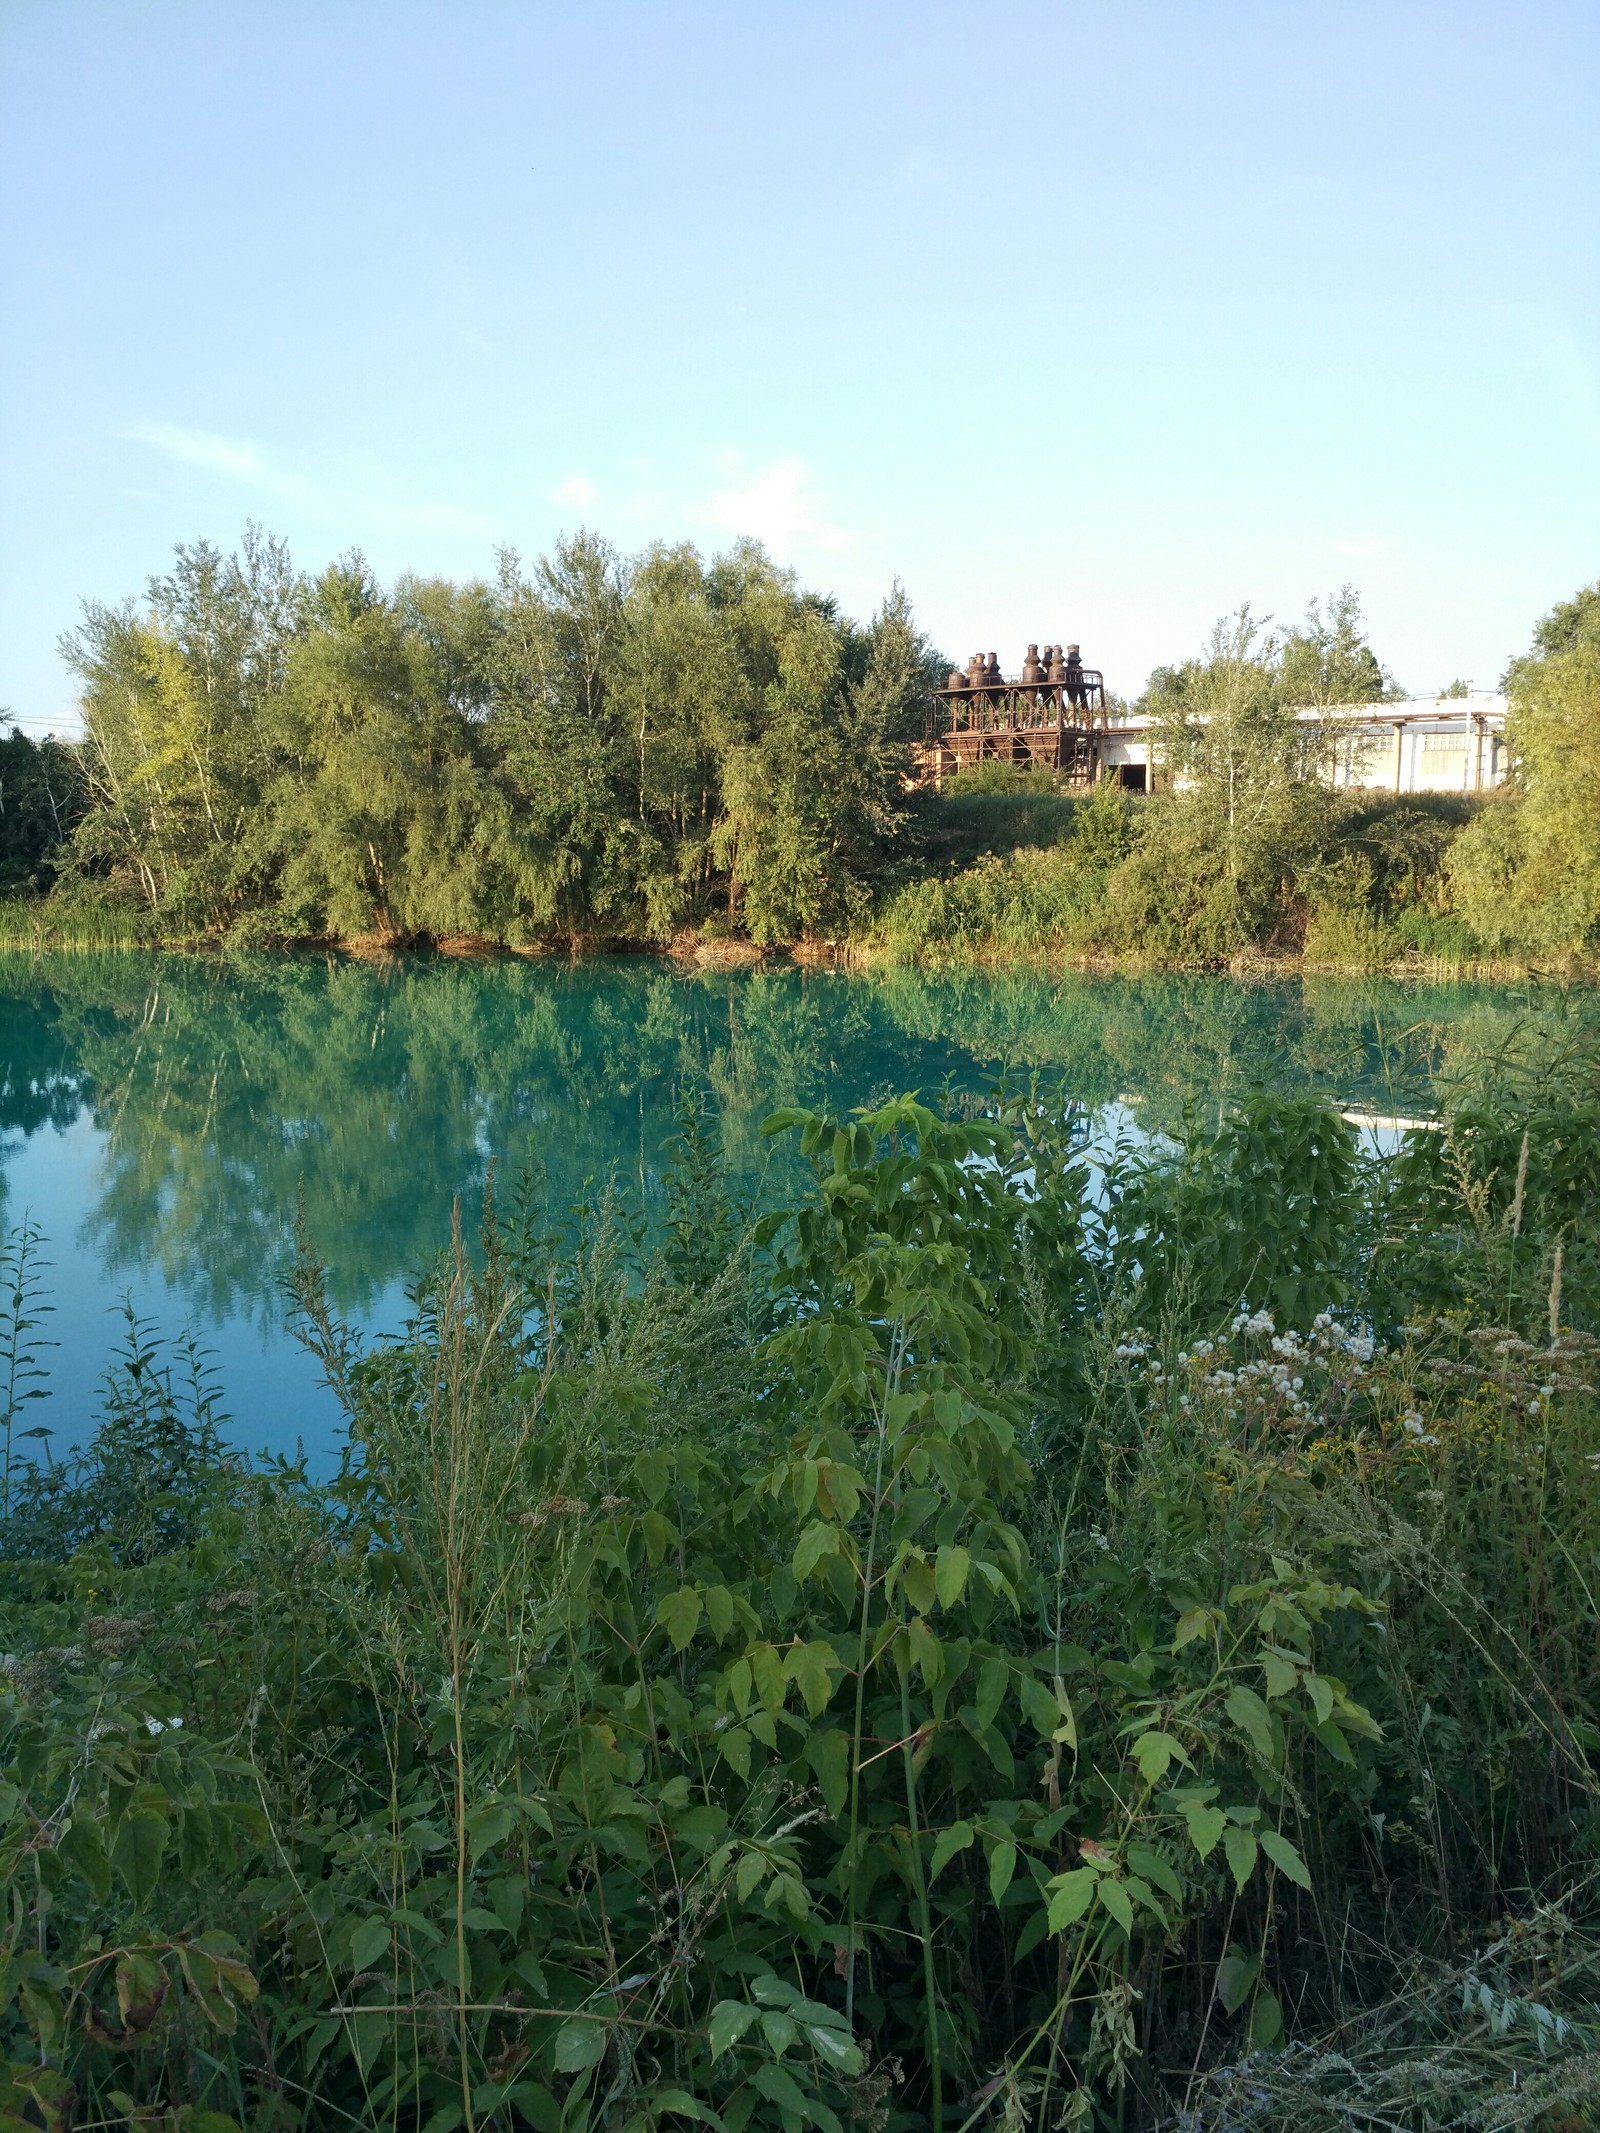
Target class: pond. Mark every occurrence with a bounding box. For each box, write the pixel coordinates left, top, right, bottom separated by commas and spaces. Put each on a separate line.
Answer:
0, 950, 1579, 1467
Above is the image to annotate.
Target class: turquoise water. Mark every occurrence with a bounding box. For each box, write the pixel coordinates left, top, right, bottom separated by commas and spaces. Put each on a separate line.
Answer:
0, 950, 1575, 1465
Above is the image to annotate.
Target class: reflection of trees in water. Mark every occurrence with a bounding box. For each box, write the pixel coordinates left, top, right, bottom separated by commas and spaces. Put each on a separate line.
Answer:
861, 967, 1576, 1133
0, 955, 991, 1319
0, 983, 99, 1219
0, 952, 1577, 1322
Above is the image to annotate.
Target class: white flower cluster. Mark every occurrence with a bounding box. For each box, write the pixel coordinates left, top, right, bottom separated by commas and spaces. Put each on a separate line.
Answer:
1401, 1412, 1440, 1446
1231, 1308, 1276, 1338
1112, 1336, 1152, 1362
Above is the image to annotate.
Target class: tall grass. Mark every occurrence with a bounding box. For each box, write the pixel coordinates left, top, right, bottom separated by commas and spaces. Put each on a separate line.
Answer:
0, 888, 159, 950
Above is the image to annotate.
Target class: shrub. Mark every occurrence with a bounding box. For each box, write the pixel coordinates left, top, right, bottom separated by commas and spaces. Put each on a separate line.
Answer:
1, 1082, 1596, 2129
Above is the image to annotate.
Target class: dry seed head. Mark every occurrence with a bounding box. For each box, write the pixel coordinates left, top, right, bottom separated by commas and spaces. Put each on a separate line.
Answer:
87, 1614, 155, 1656
510, 1494, 590, 1531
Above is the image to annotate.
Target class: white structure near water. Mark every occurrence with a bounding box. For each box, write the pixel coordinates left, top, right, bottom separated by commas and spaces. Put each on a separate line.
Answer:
1097, 692, 1509, 796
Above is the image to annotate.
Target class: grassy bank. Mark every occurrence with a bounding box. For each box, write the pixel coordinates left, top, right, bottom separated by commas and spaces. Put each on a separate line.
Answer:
3, 1034, 1598, 2130
0, 784, 1556, 979
865, 784, 1523, 975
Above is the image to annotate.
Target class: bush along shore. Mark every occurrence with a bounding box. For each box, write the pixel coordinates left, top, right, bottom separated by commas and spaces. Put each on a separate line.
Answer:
3, 1029, 1599, 2130
3, 535, 1597, 971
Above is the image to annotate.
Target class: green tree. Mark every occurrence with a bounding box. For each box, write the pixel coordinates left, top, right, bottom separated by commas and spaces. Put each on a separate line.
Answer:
0, 726, 86, 889
1450, 580, 1600, 953
1147, 608, 1319, 878
62, 528, 300, 920
1276, 585, 1392, 709
1276, 585, 1393, 785
486, 536, 638, 941
265, 561, 507, 940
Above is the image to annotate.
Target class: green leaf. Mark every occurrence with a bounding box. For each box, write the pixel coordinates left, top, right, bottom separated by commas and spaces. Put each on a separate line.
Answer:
929, 1820, 973, 1883
703, 1586, 735, 1642
1017, 1672, 1058, 1739
736, 1850, 769, 1902
934, 1543, 971, 1609
349, 1918, 391, 1973
1222, 1825, 1258, 1892
988, 1839, 1017, 1905
651, 2091, 724, 2126
804, 1729, 850, 1818
1050, 1677, 1079, 1753
902, 1550, 937, 1616
466, 1800, 516, 1862
760, 2010, 799, 2055
975, 1655, 1007, 1734
1126, 1842, 1184, 1903
657, 1587, 703, 1653
553, 2018, 608, 2073
1046, 1867, 1097, 1931
784, 1640, 838, 1719
792, 1522, 838, 1582
110, 1809, 168, 1909
1181, 1800, 1227, 1861
752, 2064, 810, 2121
1249, 1986, 1284, 2048
725, 1656, 752, 1715
1172, 1606, 1215, 1651
60, 1811, 111, 1903
1224, 1685, 1277, 1764
1304, 1673, 1335, 1725
906, 1616, 944, 1689
1216, 1949, 1257, 2014
635, 1447, 672, 1505
1260, 1649, 1298, 1700
749, 1974, 798, 2007
1313, 1718, 1353, 1765
1096, 1878, 1134, 1933
707, 1999, 757, 2060
1260, 1829, 1312, 1889
1131, 1730, 1186, 1786
805, 2024, 863, 2074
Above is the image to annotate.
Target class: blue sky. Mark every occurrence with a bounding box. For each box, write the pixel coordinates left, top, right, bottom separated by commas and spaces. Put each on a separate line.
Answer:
2, 0, 1596, 733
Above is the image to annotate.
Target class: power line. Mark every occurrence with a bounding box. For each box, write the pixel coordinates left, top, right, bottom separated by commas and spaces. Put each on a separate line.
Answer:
2, 715, 85, 736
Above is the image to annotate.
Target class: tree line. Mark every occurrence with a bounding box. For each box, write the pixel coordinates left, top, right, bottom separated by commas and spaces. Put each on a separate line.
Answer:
39, 528, 943, 947
4, 532, 1597, 959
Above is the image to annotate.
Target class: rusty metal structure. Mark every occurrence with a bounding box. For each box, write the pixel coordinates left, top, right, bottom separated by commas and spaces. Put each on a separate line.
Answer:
913, 642, 1109, 788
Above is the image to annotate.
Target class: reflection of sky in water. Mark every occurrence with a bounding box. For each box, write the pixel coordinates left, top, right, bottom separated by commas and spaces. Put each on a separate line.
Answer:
5, 1106, 412, 1470
0, 955, 1576, 1471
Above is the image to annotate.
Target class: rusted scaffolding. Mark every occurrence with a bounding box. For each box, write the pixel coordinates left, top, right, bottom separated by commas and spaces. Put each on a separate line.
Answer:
914, 644, 1109, 788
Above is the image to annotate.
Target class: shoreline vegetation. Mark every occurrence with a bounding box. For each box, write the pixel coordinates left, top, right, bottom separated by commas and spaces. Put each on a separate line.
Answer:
2, 1034, 1598, 2130
3, 533, 1597, 976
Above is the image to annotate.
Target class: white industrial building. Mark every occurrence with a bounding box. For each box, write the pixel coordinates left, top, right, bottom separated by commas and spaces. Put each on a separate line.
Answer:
1096, 693, 1509, 796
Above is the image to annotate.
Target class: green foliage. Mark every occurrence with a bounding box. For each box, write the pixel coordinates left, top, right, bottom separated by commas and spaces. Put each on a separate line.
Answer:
1, 1058, 1596, 2127
51, 531, 943, 952
1275, 586, 1394, 711
872, 786, 1482, 971
1103, 1092, 1362, 1330
1449, 578, 1600, 956
0, 729, 86, 893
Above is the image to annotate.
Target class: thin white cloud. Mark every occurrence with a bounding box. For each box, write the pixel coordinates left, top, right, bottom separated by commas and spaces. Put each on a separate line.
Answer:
1333, 535, 1385, 559
554, 474, 597, 508
126, 420, 278, 485
124, 421, 491, 539
702, 455, 851, 554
